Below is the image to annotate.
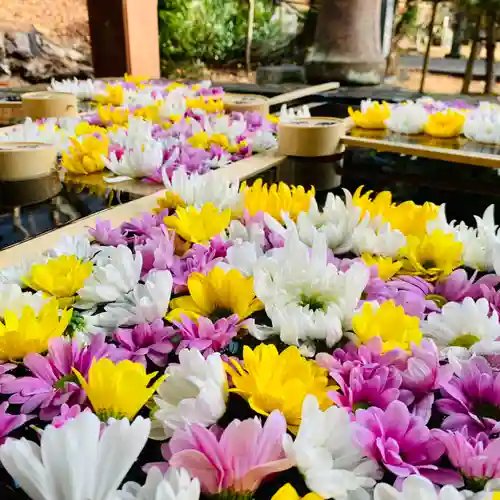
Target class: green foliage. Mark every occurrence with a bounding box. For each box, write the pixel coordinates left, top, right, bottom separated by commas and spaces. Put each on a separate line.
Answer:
158, 0, 292, 70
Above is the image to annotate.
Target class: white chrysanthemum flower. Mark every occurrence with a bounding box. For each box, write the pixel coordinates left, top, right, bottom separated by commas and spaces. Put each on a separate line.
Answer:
94, 270, 173, 328
47, 234, 95, 261
208, 115, 246, 141
351, 215, 407, 257
0, 118, 68, 149
0, 284, 47, 316
293, 191, 361, 253
385, 102, 429, 134
106, 141, 164, 179
224, 241, 264, 277
158, 90, 188, 119
422, 297, 500, 359
279, 104, 311, 122
252, 230, 369, 347
0, 256, 47, 286
162, 168, 240, 211
49, 77, 101, 100
123, 89, 157, 108
464, 106, 500, 145
374, 475, 467, 500
152, 350, 228, 440
249, 130, 278, 152
106, 116, 155, 150
0, 412, 150, 500
115, 467, 200, 500
284, 395, 380, 500
77, 245, 143, 308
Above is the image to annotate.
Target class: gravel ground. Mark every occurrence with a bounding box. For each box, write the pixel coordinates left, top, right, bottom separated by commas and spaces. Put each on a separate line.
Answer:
0, 0, 89, 47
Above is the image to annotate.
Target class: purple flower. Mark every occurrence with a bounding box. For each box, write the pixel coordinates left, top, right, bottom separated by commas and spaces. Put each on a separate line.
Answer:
0, 363, 16, 391
437, 356, 500, 436
136, 225, 175, 274
121, 213, 163, 241
353, 400, 457, 485
51, 403, 88, 428
400, 340, 453, 423
387, 276, 439, 318
0, 402, 30, 445
435, 430, 500, 488
88, 219, 126, 246
114, 320, 175, 367
1, 334, 126, 420
329, 365, 411, 412
172, 315, 239, 355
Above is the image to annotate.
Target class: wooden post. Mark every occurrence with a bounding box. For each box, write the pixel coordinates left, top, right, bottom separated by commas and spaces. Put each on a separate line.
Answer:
86, 0, 161, 78
419, 0, 439, 93
246, 0, 255, 75
485, 12, 496, 94
462, 15, 481, 94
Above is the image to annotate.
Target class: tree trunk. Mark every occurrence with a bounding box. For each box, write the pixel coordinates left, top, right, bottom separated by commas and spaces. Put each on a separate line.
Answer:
245, 0, 255, 75
419, 0, 439, 93
485, 12, 496, 94
462, 15, 481, 94
305, 0, 385, 85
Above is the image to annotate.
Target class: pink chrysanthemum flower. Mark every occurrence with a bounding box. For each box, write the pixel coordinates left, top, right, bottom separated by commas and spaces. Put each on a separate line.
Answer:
437, 356, 500, 436
1, 334, 126, 420
88, 219, 126, 246
114, 319, 175, 367
435, 429, 500, 489
0, 402, 30, 445
148, 411, 293, 495
172, 315, 240, 355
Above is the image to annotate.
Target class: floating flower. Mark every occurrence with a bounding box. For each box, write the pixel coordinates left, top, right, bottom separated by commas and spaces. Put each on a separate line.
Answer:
398, 231, 463, 282
94, 83, 125, 106
374, 475, 469, 500
435, 430, 500, 488
352, 300, 423, 353
225, 344, 333, 432
88, 219, 127, 246
424, 110, 465, 138
422, 298, 500, 359
167, 266, 262, 323
252, 231, 369, 347
0, 403, 30, 445
152, 349, 228, 440
437, 356, 500, 436
0, 300, 72, 362
240, 178, 315, 222
2, 333, 124, 420
171, 315, 239, 354
50, 77, 99, 100
464, 107, 500, 145
51, 403, 88, 428
61, 134, 110, 174
163, 411, 293, 495
114, 319, 175, 367
106, 142, 164, 179
116, 467, 201, 500
353, 400, 454, 483
23, 255, 93, 306
362, 254, 403, 281
283, 395, 380, 499
0, 411, 150, 500
74, 358, 165, 421
272, 484, 322, 500
385, 102, 429, 134
164, 204, 231, 244
349, 100, 391, 129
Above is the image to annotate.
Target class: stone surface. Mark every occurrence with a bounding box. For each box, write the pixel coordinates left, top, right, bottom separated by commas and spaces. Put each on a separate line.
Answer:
305, 0, 385, 85
256, 65, 306, 85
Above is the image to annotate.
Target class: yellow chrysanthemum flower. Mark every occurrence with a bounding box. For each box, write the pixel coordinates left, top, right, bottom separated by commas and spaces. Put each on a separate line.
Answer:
352, 300, 422, 353
348, 101, 391, 129
74, 122, 107, 137
424, 110, 465, 138
61, 135, 109, 175
74, 358, 165, 421
164, 203, 231, 244
186, 97, 224, 114
0, 300, 72, 361
209, 133, 230, 150
94, 84, 124, 106
187, 131, 210, 150
124, 73, 150, 86
154, 192, 186, 214
361, 254, 402, 281
398, 230, 463, 282
23, 256, 93, 307
167, 266, 263, 322
352, 187, 439, 236
97, 105, 130, 127
241, 178, 315, 222
267, 114, 280, 125
272, 484, 323, 500
133, 103, 161, 123
225, 344, 333, 433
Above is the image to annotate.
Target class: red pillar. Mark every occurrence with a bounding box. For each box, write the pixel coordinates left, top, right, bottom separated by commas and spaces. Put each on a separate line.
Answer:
86, 0, 161, 78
